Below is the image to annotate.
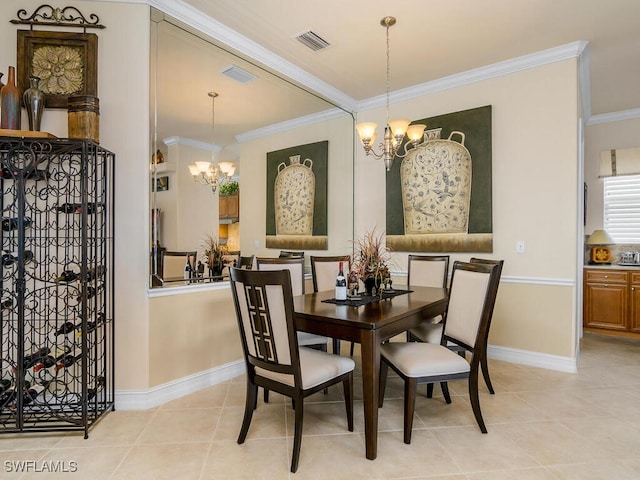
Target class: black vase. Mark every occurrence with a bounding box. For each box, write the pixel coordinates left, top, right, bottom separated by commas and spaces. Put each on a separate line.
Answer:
364, 277, 377, 296
23, 76, 45, 131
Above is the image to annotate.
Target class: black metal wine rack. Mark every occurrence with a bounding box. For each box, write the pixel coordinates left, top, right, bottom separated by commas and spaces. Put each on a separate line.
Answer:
0, 136, 114, 437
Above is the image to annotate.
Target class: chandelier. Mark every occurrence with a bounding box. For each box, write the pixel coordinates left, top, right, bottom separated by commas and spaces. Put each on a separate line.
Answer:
217, 161, 236, 180
188, 92, 220, 193
355, 17, 427, 171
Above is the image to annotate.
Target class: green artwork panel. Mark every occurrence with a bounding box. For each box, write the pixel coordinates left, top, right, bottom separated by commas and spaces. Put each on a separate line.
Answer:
266, 140, 328, 237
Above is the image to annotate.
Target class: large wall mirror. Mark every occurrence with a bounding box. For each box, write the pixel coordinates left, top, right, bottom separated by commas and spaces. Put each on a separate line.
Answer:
149, 8, 355, 288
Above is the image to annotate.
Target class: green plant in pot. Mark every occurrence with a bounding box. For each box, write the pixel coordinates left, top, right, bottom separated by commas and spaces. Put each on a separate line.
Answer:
219, 180, 239, 196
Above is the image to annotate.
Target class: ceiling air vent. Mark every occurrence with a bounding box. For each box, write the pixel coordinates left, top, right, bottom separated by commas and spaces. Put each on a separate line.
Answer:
220, 65, 257, 84
295, 30, 331, 52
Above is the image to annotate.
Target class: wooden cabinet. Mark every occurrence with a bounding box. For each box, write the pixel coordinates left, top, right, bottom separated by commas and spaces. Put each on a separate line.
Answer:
584, 268, 640, 337
219, 193, 239, 220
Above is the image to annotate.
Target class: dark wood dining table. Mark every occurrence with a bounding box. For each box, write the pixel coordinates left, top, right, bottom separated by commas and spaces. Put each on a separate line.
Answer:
293, 285, 448, 460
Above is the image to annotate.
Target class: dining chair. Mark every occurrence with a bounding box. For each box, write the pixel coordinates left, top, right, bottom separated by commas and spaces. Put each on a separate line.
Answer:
409, 257, 504, 396
257, 256, 331, 398
279, 250, 304, 258
229, 267, 354, 472
405, 255, 450, 342
161, 250, 197, 281
310, 255, 352, 355
238, 254, 254, 270
379, 260, 501, 444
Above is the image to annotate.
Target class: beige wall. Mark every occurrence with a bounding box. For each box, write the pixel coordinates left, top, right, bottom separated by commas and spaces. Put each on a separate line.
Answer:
2, 1, 583, 397
356, 59, 580, 357
239, 113, 355, 261
0, 0, 152, 390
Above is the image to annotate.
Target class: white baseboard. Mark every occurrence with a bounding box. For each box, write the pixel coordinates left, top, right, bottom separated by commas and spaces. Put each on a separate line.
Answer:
115, 360, 246, 410
487, 344, 577, 373
115, 345, 576, 410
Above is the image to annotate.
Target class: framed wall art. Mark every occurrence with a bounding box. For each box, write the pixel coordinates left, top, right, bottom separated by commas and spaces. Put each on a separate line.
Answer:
265, 141, 328, 250
154, 176, 169, 192
17, 30, 98, 108
386, 105, 493, 253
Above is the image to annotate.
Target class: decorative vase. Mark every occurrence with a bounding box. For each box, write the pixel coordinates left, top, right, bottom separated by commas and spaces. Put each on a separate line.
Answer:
400, 128, 472, 234
274, 155, 315, 235
23, 76, 45, 131
0, 66, 21, 130
364, 277, 381, 296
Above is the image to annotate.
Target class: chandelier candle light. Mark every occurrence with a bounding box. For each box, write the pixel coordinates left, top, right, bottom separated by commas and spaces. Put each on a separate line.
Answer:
356, 17, 428, 171
188, 92, 221, 193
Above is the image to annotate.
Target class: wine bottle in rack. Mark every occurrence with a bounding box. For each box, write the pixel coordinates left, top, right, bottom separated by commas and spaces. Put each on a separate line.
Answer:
55, 321, 78, 336
1, 216, 32, 231
54, 265, 105, 284
54, 270, 79, 283
55, 202, 103, 214
23, 381, 51, 405
55, 348, 83, 374
22, 346, 51, 366
87, 376, 106, 400
0, 167, 48, 181
1, 298, 14, 311
0, 378, 12, 393
335, 261, 347, 301
76, 312, 106, 338
75, 284, 104, 302
2, 250, 34, 266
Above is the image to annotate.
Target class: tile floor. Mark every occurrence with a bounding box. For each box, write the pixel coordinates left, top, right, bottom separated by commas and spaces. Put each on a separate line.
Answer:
1, 333, 640, 479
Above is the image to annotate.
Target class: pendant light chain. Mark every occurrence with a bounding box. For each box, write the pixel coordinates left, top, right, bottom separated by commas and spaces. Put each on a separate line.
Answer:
209, 91, 218, 161
385, 22, 391, 126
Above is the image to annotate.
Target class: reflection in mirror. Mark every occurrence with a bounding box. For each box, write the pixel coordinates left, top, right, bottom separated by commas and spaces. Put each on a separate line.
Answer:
149, 8, 354, 288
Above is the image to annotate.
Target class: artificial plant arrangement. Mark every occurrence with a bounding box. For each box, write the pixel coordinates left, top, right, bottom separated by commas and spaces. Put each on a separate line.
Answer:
350, 228, 392, 295
201, 233, 229, 275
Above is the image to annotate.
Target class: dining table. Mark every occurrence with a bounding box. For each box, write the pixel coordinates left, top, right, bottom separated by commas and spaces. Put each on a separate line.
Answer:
292, 285, 448, 460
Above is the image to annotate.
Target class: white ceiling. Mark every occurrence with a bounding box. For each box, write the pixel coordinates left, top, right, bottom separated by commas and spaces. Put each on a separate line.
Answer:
154, 0, 640, 161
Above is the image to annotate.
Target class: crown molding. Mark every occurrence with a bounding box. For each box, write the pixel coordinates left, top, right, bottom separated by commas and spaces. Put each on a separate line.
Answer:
357, 41, 588, 112
236, 107, 352, 143
587, 107, 640, 125
163, 136, 221, 152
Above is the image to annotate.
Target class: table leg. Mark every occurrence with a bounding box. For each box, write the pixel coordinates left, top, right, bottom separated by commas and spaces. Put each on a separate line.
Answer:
360, 330, 380, 460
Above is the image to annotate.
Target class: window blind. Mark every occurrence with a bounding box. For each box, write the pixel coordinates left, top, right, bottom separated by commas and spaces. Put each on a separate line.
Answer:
604, 175, 640, 243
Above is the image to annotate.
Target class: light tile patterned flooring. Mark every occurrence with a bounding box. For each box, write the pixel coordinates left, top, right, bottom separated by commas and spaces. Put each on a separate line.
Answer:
1, 333, 640, 479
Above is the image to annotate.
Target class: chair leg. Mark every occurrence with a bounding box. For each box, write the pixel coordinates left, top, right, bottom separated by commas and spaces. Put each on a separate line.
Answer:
404, 378, 418, 444
238, 381, 258, 444
469, 368, 487, 433
481, 352, 495, 394
343, 375, 354, 431
441, 381, 452, 404
290, 394, 304, 473
426, 383, 434, 398
378, 360, 389, 408
263, 388, 269, 403
349, 342, 355, 356
332, 338, 341, 355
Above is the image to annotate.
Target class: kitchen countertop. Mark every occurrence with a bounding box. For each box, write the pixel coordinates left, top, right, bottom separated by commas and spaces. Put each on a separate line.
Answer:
584, 264, 640, 269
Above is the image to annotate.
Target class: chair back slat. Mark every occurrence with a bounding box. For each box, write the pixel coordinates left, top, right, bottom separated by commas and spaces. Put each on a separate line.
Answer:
310, 255, 351, 293
256, 257, 305, 295
408, 254, 449, 288
230, 268, 298, 374
443, 261, 499, 351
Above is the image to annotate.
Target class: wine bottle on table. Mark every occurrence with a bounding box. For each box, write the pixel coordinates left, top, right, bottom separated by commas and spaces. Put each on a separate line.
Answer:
335, 261, 347, 301
184, 255, 192, 281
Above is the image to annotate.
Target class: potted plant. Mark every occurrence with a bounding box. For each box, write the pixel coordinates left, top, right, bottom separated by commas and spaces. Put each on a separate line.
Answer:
201, 233, 228, 276
351, 228, 392, 296
219, 180, 239, 196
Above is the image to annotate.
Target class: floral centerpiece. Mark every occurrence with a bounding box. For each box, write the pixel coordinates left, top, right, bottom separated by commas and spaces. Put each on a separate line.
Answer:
351, 228, 392, 296
201, 233, 228, 276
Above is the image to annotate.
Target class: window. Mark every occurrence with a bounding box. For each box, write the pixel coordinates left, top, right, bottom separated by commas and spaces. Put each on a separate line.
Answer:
604, 175, 640, 243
